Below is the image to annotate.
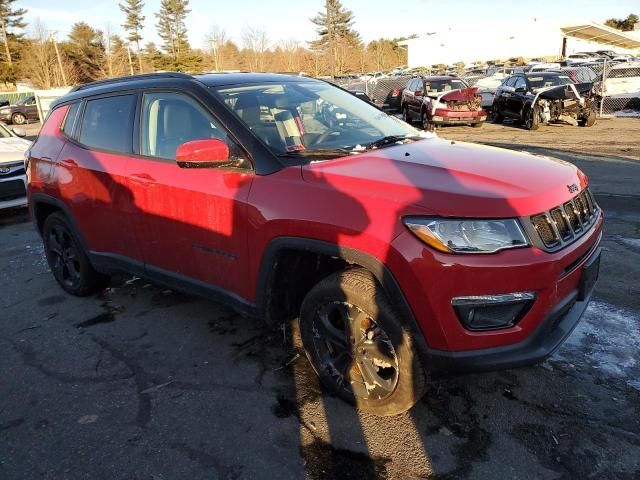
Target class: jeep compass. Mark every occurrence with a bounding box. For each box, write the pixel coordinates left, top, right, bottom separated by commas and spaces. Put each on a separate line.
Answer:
27, 72, 603, 415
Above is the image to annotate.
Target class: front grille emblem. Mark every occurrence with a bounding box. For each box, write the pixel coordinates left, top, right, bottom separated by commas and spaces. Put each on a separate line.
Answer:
567, 183, 579, 193
0, 166, 11, 175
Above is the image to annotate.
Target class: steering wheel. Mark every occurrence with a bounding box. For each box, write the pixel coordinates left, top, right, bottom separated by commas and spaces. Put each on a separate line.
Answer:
313, 129, 343, 146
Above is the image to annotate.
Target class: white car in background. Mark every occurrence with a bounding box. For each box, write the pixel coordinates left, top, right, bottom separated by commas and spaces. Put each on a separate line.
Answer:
474, 72, 508, 109
604, 61, 640, 96
0, 123, 31, 210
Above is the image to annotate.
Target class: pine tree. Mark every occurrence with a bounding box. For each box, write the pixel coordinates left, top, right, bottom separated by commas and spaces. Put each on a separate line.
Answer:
0, 0, 27, 64
155, 0, 190, 64
119, 0, 145, 71
310, 0, 360, 77
64, 22, 106, 83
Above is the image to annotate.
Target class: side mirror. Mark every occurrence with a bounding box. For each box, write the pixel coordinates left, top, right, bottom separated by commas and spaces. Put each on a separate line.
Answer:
12, 127, 26, 137
176, 138, 230, 168
414, 90, 423, 96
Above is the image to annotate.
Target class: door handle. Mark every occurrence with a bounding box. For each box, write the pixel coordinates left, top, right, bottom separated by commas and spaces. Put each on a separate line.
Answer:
129, 173, 156, 186
61, 158, 77, 167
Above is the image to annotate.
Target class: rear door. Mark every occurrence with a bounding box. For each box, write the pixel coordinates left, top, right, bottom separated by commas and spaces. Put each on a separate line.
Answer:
55, 93, 142, 262
125, 90, 254, 298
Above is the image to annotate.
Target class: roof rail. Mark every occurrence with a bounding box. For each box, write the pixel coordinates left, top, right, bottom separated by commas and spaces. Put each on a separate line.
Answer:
69, 72, 194, 93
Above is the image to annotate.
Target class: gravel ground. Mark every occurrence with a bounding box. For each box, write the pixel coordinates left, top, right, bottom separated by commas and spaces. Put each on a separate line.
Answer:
1, 119, 639, 479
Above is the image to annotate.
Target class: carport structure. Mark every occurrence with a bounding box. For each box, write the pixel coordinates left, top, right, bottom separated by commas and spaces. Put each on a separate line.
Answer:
560, 22, 640, 53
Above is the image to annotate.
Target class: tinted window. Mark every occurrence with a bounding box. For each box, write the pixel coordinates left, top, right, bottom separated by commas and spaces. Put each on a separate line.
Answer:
527, 75, 572, 89
504, 77, 517, 87
61, 102, 80, 138
79, 95, 135, 153
514, 77, 527, 90
140, 91, 236, 161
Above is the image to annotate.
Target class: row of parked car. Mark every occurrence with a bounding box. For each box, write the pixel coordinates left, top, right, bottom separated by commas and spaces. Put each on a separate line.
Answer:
394, 69, 599, 131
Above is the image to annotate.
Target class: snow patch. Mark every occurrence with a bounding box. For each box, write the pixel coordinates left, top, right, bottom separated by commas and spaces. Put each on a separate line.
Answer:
551, 301, 640, 381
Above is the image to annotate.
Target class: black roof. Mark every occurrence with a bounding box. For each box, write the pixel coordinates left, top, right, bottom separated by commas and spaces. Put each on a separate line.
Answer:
524, 71, 566, 78
196, 72, 314, 87
52, 72, 316, 109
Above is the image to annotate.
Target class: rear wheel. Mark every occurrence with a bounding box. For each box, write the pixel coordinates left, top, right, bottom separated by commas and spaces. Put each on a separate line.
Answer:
299, 268, 426, 416
11, 112, 26, 125
42, 212, 110, 296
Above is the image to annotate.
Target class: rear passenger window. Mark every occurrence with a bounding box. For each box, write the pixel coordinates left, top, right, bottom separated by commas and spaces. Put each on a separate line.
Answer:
61, 102, 80, 138
79, 95, 136, 153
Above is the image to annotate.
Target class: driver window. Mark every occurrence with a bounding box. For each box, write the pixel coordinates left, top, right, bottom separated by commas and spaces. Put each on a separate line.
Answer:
514, 78, 527, 90
141, 91, 240, 162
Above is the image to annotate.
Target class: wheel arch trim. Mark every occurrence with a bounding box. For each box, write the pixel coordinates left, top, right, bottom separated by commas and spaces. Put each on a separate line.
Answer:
256, 236, 430, 354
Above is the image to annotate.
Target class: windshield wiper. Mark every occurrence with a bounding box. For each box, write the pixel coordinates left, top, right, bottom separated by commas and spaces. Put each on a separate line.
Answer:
276, 148, 352, 159
362, 134, 423, 151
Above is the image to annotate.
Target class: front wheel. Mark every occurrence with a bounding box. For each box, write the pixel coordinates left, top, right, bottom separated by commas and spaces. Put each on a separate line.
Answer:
579, 109, 596, 127
299, 268, 426, 416
420, 110, 433, 132
11, 112, 26, 125
402, 105, 412, 124
524, 105, 540, 130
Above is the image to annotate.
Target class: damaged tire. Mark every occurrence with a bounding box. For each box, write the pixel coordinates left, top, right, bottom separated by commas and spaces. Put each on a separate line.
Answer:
524, 105, 540, 131
299, 267, 427, 416
579, 109, 596, 127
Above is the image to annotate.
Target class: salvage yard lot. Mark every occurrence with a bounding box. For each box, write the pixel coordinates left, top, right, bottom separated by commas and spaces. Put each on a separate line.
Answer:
1, 119, 640, 479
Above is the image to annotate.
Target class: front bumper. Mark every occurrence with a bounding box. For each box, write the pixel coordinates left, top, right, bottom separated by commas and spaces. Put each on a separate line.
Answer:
425, 282, 593, 372
431, 111, 486, 125
387, 209, 603, 370
0, 168, 27, 209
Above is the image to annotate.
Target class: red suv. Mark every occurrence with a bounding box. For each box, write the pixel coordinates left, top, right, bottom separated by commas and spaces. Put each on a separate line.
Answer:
27, 73, 602, 415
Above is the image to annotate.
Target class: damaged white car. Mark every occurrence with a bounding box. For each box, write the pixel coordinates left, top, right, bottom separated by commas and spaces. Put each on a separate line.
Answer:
0, 123, 31, 210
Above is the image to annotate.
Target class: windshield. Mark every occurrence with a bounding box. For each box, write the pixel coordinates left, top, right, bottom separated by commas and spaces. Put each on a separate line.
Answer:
527, 75, 572, 89
213, 81, 421, 156
423, 79, 468, 95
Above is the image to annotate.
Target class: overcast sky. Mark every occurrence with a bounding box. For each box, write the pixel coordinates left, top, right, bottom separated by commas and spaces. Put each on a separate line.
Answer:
22, 0, 639, 49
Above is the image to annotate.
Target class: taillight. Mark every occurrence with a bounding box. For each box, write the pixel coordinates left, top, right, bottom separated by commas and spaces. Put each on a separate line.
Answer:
391, 88, 401, 97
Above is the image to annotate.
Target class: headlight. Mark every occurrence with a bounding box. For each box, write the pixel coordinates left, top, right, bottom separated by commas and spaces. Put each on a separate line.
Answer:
404, 217, 529, 254
0, 109, 10, 114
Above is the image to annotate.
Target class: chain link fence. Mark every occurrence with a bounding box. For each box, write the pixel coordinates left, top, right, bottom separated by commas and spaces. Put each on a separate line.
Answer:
599, 61, 640, 117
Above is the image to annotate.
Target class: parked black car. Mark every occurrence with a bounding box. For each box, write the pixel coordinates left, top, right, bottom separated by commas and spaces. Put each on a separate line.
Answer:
0, 96, 39, 125
492, 72, 596, 130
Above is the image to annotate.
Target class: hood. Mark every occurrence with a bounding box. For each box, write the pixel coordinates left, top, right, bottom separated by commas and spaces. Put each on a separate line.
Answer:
301, 138, 584, 218
438, 87, 478, 102
0, 136, 31, 164
536, 82, 593, 100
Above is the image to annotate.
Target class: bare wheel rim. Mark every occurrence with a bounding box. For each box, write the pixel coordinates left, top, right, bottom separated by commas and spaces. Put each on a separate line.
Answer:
47, 225, 81, 288
13, 113, 25, 124
310, 301, 399, 401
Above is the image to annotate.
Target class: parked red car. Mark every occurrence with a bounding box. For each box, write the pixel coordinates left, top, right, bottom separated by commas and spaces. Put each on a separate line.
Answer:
401, 76, 486, 129
27, 73, 602, 415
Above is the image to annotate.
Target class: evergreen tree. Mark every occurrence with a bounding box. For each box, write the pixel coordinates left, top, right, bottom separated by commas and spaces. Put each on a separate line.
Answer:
155, 0, 190, 63
0, 0, 27, 64
119, 0, 145, 71
310, 0, 360, 77
64, 22, 106, 83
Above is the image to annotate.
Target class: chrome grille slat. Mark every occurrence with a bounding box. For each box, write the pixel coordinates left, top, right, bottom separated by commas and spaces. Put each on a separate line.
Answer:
530, 187, 598, 250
